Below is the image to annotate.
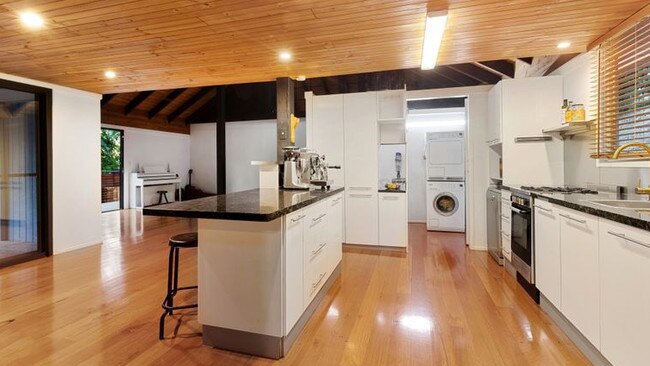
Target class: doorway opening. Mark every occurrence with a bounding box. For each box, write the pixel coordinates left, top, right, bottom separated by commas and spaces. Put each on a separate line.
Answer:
101, 128, 124, 212
405, 97, 468, 239
0, 79, 52, 267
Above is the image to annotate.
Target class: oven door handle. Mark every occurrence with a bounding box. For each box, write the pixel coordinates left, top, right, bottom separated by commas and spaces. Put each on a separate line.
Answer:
510, 207, 528, 215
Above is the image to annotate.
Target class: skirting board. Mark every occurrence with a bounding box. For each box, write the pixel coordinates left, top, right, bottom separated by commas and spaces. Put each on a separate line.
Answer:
539, 295, 612, 366
53, 240, 101, 255
203, 263, 341, 359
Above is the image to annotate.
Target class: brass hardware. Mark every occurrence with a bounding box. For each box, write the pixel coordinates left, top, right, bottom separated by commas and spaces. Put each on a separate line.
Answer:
635, 178, 650, 199
610, 142, 650, 159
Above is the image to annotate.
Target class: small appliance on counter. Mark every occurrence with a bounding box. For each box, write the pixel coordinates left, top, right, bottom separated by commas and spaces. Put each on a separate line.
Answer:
378, 145, 407, 192
282, 146, 339, 190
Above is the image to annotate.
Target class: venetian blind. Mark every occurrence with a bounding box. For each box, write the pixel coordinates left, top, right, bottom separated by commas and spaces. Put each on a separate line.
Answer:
593, 15, 650, 159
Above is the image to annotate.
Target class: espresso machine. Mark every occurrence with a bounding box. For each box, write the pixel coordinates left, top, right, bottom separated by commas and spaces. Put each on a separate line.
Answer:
282, 147, 311, 190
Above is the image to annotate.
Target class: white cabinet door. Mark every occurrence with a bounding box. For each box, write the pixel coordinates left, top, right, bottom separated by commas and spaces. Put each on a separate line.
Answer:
311, 94, 345, 186
327, 193, 344, 267
501, 76, 564, 186
558, 207, 600, 348
345, 191, 378, 245
487, 82, 502, 144
377, 90, 405, 120
599, 219, 650, 366
534, 200, 561, 309
284, 209, 305, 333
378, 193, 407, 247
344, 92, 378, 190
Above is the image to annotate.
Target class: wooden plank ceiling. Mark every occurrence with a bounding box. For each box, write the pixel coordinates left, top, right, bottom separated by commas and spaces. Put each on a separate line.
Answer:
0, 0, 647, 94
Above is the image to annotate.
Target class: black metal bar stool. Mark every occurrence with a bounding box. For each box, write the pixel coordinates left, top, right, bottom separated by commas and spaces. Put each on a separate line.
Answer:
159, 232, 198, 340
157, 190, 169, 204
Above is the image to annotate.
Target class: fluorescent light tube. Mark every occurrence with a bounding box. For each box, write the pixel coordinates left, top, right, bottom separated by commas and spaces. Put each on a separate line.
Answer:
421, 10, 448, 70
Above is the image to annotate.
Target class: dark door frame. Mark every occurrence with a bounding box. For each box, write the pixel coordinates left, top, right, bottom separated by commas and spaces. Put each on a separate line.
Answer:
0, 78, 53, 268
101, 127, 125, 210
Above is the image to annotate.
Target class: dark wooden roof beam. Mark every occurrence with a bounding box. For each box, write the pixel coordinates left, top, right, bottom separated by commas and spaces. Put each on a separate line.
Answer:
101, 93, 116, 107
167, 87, 213, 123
124, 90, 154, 115
148, 88, 187, 119
473, 61, 513, 79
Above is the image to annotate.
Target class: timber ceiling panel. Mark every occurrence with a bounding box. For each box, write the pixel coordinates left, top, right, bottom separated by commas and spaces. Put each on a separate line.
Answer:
10, 0, 642, 93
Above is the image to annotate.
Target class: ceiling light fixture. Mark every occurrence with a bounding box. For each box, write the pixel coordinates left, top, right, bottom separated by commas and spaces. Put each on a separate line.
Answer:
279, 51, 292, 62
19, 11, 44, 29
557, 41, 571, 49
104, 70, 117, 79
296, 75, 306, 81
420, 10, 448, 70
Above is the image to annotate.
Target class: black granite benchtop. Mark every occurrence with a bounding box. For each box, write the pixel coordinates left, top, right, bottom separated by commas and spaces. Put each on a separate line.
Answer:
143, 187, 344, 222
502, 185, 650, 232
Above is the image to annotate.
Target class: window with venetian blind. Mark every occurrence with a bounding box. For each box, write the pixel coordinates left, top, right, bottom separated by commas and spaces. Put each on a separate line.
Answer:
593, 15, 650, 160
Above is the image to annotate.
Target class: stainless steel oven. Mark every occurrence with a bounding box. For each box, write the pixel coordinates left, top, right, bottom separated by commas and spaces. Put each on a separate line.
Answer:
510, 191, 534, 284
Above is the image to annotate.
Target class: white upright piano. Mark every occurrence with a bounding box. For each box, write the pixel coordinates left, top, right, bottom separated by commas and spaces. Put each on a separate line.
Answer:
130, 166, 182, 208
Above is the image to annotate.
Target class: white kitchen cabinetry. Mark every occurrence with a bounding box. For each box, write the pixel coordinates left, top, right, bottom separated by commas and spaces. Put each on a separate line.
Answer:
378, 193, 407, 247
533, 199, 561, 309
558, 207, 600, 348
344, 92, 379, 245
309, 93, 345, 186
599, 219, 650, 366
486, 82, 502, 144
501, 190, 511, 261
284, 209, 305, 333
377, 89, 406, 121
500, 76, 564, 186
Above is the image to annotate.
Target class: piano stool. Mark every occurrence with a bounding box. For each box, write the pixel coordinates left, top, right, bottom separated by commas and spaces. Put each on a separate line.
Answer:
157, 190, 169, 204
159, 232, 198, 340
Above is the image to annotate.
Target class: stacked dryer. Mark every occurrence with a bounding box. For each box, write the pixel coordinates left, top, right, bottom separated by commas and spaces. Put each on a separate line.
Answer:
425, 131, 466, 232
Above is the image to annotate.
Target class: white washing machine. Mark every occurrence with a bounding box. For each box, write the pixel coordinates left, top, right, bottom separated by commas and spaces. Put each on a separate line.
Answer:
426, 180, 465, 232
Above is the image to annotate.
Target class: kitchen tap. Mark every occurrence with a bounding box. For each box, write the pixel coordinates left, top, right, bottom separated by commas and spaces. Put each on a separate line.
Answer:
635, 178, 650, 199
610, 142, 650, 159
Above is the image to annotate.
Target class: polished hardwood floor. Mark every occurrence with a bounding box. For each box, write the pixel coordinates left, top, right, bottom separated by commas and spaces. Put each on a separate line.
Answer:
0, 210, 590, 365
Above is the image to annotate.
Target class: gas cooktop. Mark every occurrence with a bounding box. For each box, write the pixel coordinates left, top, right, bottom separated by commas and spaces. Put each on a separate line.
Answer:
520, 186, 598, 194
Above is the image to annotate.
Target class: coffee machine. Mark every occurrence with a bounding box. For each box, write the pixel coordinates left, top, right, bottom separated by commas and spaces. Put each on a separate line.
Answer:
282, 147, 311, 189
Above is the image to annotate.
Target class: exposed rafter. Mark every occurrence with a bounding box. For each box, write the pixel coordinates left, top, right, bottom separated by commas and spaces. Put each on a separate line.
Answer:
167, 87, 213, 123
544, 53, 580, 76
124, 91, 154, 115
473, 62, 512, 79
101, 94, 116, 107
148, 88, 186, 119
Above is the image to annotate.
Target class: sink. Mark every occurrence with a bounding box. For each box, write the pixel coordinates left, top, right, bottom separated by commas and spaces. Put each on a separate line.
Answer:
588, 200, 650, 209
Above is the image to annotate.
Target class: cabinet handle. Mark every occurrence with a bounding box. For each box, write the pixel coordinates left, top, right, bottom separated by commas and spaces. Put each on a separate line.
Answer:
559, 213, 586, 224
291, 214, 306, 223
350, 194, 373, 198
535, 205, 552, 213
312, 213, 327, 222
501, 214, 510, 220
382, 196, 399, 200
349, 187, 372, 191
607, 231, 650, 249
311, 272, 328, 294
502, 232, 511, 238
501, 198, 510, 203
311, 242, 327, 256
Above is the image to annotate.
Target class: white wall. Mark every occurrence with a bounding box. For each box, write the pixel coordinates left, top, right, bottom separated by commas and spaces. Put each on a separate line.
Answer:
102, 124, 190, 207
0, 72, 103, 255
405, 108, 466, 223
190, 118, 305, 194
407, 86, 491, 250
226, 119, 277, 193
552, 53, 650, 190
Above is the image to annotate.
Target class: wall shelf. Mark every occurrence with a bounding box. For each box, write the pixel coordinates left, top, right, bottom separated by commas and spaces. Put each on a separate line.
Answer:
542, 120, 594, 140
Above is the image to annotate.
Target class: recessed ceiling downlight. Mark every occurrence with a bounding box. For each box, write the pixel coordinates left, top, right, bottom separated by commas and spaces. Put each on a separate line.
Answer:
104, 70, 117, 79
279, 51, 292, 62
557, 41, 571, 49
19, 11, 44, 29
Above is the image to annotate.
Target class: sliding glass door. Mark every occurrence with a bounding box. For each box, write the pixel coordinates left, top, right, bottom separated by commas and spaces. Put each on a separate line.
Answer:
0, 80, 51, 267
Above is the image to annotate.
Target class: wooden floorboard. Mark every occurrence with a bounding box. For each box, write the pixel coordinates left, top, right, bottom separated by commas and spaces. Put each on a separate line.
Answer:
0, 210, 590, 365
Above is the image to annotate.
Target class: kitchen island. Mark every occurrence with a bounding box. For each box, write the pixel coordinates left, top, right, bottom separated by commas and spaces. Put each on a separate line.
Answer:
143, 187, 345, 359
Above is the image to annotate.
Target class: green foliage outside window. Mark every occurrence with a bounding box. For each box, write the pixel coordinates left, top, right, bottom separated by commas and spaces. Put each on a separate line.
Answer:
101, 129, 121, 172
